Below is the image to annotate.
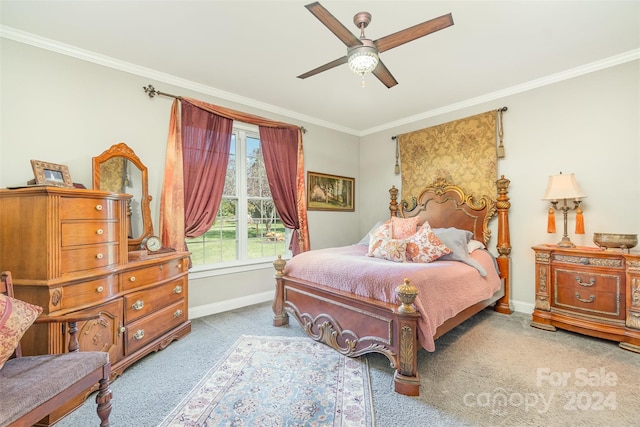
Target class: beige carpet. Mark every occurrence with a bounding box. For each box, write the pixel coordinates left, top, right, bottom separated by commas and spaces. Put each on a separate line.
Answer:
367, 309, 640, 426
57, 303, 639, 426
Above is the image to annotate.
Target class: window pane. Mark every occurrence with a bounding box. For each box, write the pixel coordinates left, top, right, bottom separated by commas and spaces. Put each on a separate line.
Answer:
186, 198, 237, 263
246, 136, 270, 198
224, 134, 237, 196
247, 199, 287, 260
188, 128, 291, 268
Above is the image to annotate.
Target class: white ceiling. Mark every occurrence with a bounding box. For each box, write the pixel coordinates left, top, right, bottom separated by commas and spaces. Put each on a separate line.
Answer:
1, 1, 639, 135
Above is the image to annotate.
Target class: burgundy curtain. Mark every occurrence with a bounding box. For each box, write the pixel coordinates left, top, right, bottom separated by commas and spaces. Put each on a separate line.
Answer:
181, 101, 232, 237
161, 96, 310, 254
259, 126, 305, 255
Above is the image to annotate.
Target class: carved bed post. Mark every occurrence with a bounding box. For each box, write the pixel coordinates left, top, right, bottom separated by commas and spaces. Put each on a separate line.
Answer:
393, 278, 421, 396
389, 185, 399, 217
494, 175, 513, 314
272, 255, 289, 326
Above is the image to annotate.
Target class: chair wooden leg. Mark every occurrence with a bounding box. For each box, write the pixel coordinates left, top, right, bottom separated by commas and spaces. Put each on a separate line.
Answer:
96, 377, 112, 427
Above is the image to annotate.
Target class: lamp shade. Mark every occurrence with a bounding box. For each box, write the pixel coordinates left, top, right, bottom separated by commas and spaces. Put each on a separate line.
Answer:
347, 44, 379, 75
542, 173, 586, 201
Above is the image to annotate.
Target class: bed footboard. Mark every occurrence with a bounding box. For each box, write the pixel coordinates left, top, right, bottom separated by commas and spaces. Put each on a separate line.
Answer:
272, 257, 422, 396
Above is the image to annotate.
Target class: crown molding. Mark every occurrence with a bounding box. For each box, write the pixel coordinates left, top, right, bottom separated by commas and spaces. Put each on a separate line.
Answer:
360, 49, 640, 136
0, 25, 359, 136
2, 25, 637, 138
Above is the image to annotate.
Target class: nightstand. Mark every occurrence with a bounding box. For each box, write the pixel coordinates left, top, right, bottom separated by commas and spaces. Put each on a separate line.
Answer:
531, 244, 640, 353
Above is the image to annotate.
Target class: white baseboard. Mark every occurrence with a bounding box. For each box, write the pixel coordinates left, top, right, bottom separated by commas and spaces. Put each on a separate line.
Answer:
188, 290, 274, 319
189, 292, 535, 320
511, 299, 534, 315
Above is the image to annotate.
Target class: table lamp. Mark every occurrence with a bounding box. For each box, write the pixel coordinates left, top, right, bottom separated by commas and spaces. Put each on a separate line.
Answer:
542, 172, 586, 248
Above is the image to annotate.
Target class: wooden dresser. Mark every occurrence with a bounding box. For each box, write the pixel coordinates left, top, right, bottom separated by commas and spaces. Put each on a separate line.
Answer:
0, 186, 191, 425
531, 244, 640, 353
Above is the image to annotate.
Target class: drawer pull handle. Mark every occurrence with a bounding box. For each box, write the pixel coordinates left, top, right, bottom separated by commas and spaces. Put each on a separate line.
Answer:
129, 276, 136, 282
96, 229, 104, 235
575, 292, 595, 303
173, 285, 183, 294
575, 277, 595, 287
96, 253, 104, 260
119, 326, 126, 335
96, 286, 104, 293
174, 309, 183, 318
133, 329, 145, 340
95, 204, 103, 211
177, 263, 182, 269
132, 300, 144, 310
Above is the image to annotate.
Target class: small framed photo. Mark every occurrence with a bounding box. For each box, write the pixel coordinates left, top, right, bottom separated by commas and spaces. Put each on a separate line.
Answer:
307, 171, 355, 212
30, 160, 74, 188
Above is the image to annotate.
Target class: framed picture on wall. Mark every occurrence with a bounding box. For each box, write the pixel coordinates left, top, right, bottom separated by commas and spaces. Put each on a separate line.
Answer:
30, 160, 74, 188
307, 171, 355, 212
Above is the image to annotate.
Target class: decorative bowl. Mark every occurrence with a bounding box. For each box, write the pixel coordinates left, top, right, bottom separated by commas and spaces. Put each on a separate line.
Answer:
593, 233, 638, 251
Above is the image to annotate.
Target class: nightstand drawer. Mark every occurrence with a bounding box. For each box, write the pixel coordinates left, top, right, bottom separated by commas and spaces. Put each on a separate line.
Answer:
554, 286, 623, 319
554, 268, 622, 294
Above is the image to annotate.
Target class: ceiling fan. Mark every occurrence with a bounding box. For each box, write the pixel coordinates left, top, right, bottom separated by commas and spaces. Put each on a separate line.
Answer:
297, 2, 454, 88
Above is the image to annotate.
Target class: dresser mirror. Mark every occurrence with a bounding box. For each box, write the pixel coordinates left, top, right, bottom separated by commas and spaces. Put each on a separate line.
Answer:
92, 142, 154, 251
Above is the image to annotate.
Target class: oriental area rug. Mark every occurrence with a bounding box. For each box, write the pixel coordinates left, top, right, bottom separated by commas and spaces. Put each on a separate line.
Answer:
158, 335, 374, 427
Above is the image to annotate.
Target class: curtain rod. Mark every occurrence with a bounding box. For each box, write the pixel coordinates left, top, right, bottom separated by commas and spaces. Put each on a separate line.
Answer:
391, 106, 508, 140
142, 84, 307, 133
143, 84, 180, 99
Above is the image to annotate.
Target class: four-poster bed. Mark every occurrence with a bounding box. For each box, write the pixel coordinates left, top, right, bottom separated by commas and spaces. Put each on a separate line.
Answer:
272, 176, 512, 396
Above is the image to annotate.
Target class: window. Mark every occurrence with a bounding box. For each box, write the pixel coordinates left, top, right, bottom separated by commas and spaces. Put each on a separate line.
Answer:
186, 124, 290, 268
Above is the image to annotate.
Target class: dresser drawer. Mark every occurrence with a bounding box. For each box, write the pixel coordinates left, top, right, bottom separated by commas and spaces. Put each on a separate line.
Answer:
59, 276, 118, 309
61, 221, 119, 246
121, 258, 187, 291
125, 300, 187, 354
123, 278, 186, 323
554, 268, 622, 294
60, 197, 118, 220
61, 243, 120, 273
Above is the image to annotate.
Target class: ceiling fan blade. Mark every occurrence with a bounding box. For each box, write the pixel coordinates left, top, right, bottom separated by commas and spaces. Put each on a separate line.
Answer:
372, 60, 398, 88
297, 56, 348, 79
374, 13, 454, 53
305, 2, 362, 48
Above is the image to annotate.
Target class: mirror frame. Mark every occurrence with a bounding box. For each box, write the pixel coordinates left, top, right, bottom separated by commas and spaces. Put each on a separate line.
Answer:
92, 142, 154, 252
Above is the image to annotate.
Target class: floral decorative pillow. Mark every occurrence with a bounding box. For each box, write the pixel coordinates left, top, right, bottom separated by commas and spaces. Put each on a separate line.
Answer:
406, 222, 452, 263
368, 237, 408, 262
0, 293, 42, 369
388, 216, 420, 239
367, 222, 392, 256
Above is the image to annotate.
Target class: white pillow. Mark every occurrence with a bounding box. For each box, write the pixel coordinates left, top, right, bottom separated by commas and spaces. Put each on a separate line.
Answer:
357, 220, 385, 245
468, 239, 485, 253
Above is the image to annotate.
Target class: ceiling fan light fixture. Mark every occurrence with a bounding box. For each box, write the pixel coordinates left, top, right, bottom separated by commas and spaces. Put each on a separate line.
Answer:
347, 44, 379, 75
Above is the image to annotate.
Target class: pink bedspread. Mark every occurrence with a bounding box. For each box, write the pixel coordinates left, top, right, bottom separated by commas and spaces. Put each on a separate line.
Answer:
283, 245, 502, 351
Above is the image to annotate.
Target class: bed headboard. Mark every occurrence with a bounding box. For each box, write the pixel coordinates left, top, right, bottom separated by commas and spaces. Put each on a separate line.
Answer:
389, 178, 497, 246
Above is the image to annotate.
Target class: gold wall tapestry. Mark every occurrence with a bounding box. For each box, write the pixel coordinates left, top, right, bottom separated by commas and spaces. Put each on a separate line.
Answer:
398, 110, 498, 203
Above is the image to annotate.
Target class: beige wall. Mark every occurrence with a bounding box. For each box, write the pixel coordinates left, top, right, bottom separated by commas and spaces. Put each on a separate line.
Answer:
359, 61, 640, 312
1, 38, 638, 316
0, 39, 361, 317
